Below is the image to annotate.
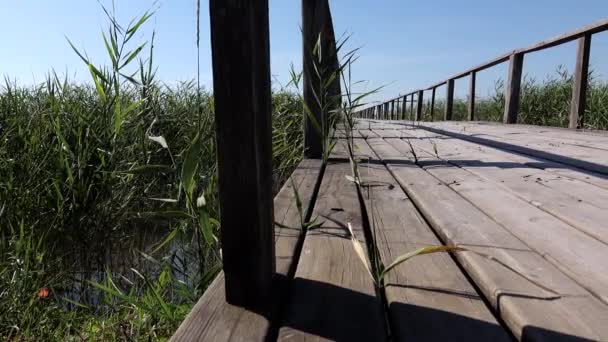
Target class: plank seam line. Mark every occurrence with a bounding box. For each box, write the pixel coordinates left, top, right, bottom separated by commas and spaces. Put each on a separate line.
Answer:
401, 135, 608, 248
265, 160, 327, 342
361, 138, 516, 339
414, 123, 608, 176
386, 136, 608, 307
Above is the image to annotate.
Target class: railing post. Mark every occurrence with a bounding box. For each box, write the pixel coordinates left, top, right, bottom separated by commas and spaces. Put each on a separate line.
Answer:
503, 52, 524, 124
416, 90, 424, 121
391, 99, 396, 120
430, 86, 436, 121
468, 71, 476, 121
409, 94, 414, 120
302, 0, 340, 158
445, 79, 454, 120
385, 102, 389, 120
210, 0, 274, 308
570, 33, 591, 129
401, 95, 406, 120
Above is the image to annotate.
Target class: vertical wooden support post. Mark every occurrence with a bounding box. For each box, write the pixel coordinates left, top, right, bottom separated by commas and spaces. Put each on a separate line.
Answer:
416, 90, 424, 121
302, 0, 341, 158
385, 102, 389, 120
570, 33, 591, 129
430, 87, 436, 122
445, 79, 454, 120
401, 95, 407, 120
210, 0, 274, 308
468, 71, 476, 121
409, 94, 414, 120
503, 52, 524, 124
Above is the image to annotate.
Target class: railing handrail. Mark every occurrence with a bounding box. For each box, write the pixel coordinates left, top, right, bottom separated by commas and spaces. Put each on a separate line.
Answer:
359, 18, 607, 128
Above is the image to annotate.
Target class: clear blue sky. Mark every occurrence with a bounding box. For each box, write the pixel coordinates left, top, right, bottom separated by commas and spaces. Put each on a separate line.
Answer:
1, 0, 608, 103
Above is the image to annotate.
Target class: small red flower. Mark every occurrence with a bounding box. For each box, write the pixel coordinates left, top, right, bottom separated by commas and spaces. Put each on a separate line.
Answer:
38, 287, 50, 299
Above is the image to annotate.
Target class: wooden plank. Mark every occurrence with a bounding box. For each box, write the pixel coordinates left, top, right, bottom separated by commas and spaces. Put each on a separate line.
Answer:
393, 132, 608, 304
503, 53, 524, 124
365, 136, 608, 341
415, 122, 608, 175
357, 161, 510, 341
570, 33, 592, 129
330, 138, 376, 160
278, 162, 386, 341
172, 160, 322, 341
210, 0, 274, 307
401, 126, 608, 203
445, 79, 454, 121
468, 71, 476, 121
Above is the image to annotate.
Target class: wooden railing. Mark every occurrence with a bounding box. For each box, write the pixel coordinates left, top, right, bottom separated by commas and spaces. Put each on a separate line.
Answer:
208, 0, 338, 310
357, 19, 608, 129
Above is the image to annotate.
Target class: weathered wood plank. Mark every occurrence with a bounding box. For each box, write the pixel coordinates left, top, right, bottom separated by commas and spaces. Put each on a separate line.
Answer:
172, 160, 322, 341
210, 0, 274, 306
391, 132, 608, 304
357, 161, 510, 341
415, 121, 608, 175
365, 136, 608, 341
503, 53, 524, 124
277, 162, 386, 341
570, 33, 592, 129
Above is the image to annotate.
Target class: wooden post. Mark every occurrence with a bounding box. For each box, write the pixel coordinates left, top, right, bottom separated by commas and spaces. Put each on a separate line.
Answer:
385, 102, 389, 120
570, 33, 591, 129
430, 87, 436, 121
503, 53, 524, 124
302, 0, 341, 158
416, 90, 424, 121
409, 94, 414, 120
445, 79, 454, 120
210, 0, 274, 308
468, 71, 476, 121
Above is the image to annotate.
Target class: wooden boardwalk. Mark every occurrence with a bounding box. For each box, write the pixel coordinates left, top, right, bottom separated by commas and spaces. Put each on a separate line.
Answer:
174, 120, 608, 341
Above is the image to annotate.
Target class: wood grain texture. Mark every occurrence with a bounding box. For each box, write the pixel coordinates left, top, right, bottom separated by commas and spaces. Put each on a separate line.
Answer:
171, 160, 322, 342
503, 53, 524, 124
415, 121, 608, 175
364, 133, 608, 341
277, 162, 386, 341
209, 0, 274, 307
570, 33, 591, 129
392, 130, 608, 304
357, 160, 510, 342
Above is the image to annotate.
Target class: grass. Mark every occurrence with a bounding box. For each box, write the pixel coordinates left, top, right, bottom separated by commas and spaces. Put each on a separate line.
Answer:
0, 4, 305, 340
